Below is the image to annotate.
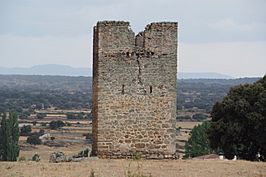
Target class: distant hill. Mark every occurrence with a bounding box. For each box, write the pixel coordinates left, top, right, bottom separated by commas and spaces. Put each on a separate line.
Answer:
178, 72, 233, 79
0, 64, 92, 77
0, 75, 260, 113
0, 64, 233, 79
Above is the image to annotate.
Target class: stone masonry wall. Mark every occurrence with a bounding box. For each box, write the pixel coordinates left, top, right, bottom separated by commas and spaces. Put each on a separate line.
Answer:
92, 21, 178, 159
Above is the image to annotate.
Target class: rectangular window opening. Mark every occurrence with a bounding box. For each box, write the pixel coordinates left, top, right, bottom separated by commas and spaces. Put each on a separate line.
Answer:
122, 84, 125, 94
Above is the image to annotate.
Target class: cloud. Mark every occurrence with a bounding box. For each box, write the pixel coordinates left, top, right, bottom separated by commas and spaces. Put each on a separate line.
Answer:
214, 18, 266, 32
0, 0, 265, 77
0, 34, 92, 68
1, 0, 265, 42
180, 41, 266, 77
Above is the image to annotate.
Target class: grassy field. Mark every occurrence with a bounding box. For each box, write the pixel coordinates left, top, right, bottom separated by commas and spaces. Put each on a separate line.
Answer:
1, 159, 265, 177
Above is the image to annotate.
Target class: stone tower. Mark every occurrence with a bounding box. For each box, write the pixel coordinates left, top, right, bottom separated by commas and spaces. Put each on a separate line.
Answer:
92, 21, 178, 158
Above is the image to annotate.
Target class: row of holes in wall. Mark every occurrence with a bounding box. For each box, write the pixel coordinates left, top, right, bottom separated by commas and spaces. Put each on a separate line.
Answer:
125, 52, 154, 57
122, 85, 152, 94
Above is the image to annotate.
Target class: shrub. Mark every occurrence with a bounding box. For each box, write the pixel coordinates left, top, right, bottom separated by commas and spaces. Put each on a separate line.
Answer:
38, 129, 45, 136
65, 122, 71, 126
41, 122, 47, 126
78, 148, 90, 157
132, 152, 142, 160
18, 156, 26, 161
32, 153, 40, 162
184, 122, 211, 158
27, 134, 42, 145
36, 113, 46, 119
49, 120, 65, 130
20, 125, 32, 136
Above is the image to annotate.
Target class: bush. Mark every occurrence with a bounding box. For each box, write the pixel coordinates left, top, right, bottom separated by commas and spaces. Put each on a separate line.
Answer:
49, 120, 65, 130
132, 152, 142, 160
38, 129, 45, 136
20, 125, 32, 136
18, 156, 26, 161
36, 113, 46, 119
65, 122, 71, 126
78, 148, 90, 157
32, 153, 40, 162
27, 134, 42, 145
184, 122, 211, 158
41, 122, 47, 126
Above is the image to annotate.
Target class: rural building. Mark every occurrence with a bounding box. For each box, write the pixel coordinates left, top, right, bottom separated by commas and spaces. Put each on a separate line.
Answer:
92, 21, 178, 158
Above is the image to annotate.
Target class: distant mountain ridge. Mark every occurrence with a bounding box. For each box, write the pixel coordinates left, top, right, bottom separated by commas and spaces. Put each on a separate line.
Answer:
0, 64, 92, 77
0, 64, 233, 79
178, 72, 233, 79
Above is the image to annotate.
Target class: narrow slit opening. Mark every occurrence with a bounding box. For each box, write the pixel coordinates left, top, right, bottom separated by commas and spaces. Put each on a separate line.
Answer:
150, 86, 152, 93
122, 84, 125, 94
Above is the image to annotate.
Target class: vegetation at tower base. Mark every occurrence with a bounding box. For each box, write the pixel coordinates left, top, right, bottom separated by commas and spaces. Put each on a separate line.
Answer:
184, 122, 211, 158
0, 112, 20, 161
208, 75, 266, 161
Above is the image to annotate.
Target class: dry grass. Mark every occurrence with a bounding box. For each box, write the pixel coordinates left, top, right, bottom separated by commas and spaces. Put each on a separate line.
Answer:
19, 144, 87, 162
0, 159, 265, 177
13, 119, 265, 177
176, 122, 202, 129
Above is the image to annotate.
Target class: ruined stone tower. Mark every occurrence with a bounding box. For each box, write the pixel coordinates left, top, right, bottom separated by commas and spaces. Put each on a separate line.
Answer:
92, 21, 177, 158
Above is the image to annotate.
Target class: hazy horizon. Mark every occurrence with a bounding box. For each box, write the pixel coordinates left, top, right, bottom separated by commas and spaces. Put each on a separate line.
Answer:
0, 0, 265, 78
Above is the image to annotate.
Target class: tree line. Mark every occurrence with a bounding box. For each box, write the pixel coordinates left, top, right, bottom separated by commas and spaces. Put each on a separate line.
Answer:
0, 75, 259, 118
185, 75, 266, 161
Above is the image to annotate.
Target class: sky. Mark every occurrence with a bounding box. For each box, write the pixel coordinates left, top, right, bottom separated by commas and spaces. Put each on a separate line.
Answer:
0, 0, 265, 77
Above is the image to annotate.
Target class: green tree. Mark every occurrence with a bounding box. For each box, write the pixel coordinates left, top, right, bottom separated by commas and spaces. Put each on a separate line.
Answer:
208, 75, 266, 160
36, 113, 46, 119
184, 122, 211, 158
49, 120, 65, 130
27, 134, 42, 145
20, 125, 32, 136
0, 112, 20, 161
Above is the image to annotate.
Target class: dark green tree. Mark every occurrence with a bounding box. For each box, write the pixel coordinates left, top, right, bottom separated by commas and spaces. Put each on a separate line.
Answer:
20, 125, 32, 136
26, 134, 42, 145
208, 75, 266, 160
36, 113, 46, 119
184, 122, 211, 158
0, 112, 20, 161
49, 120, 65, 130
